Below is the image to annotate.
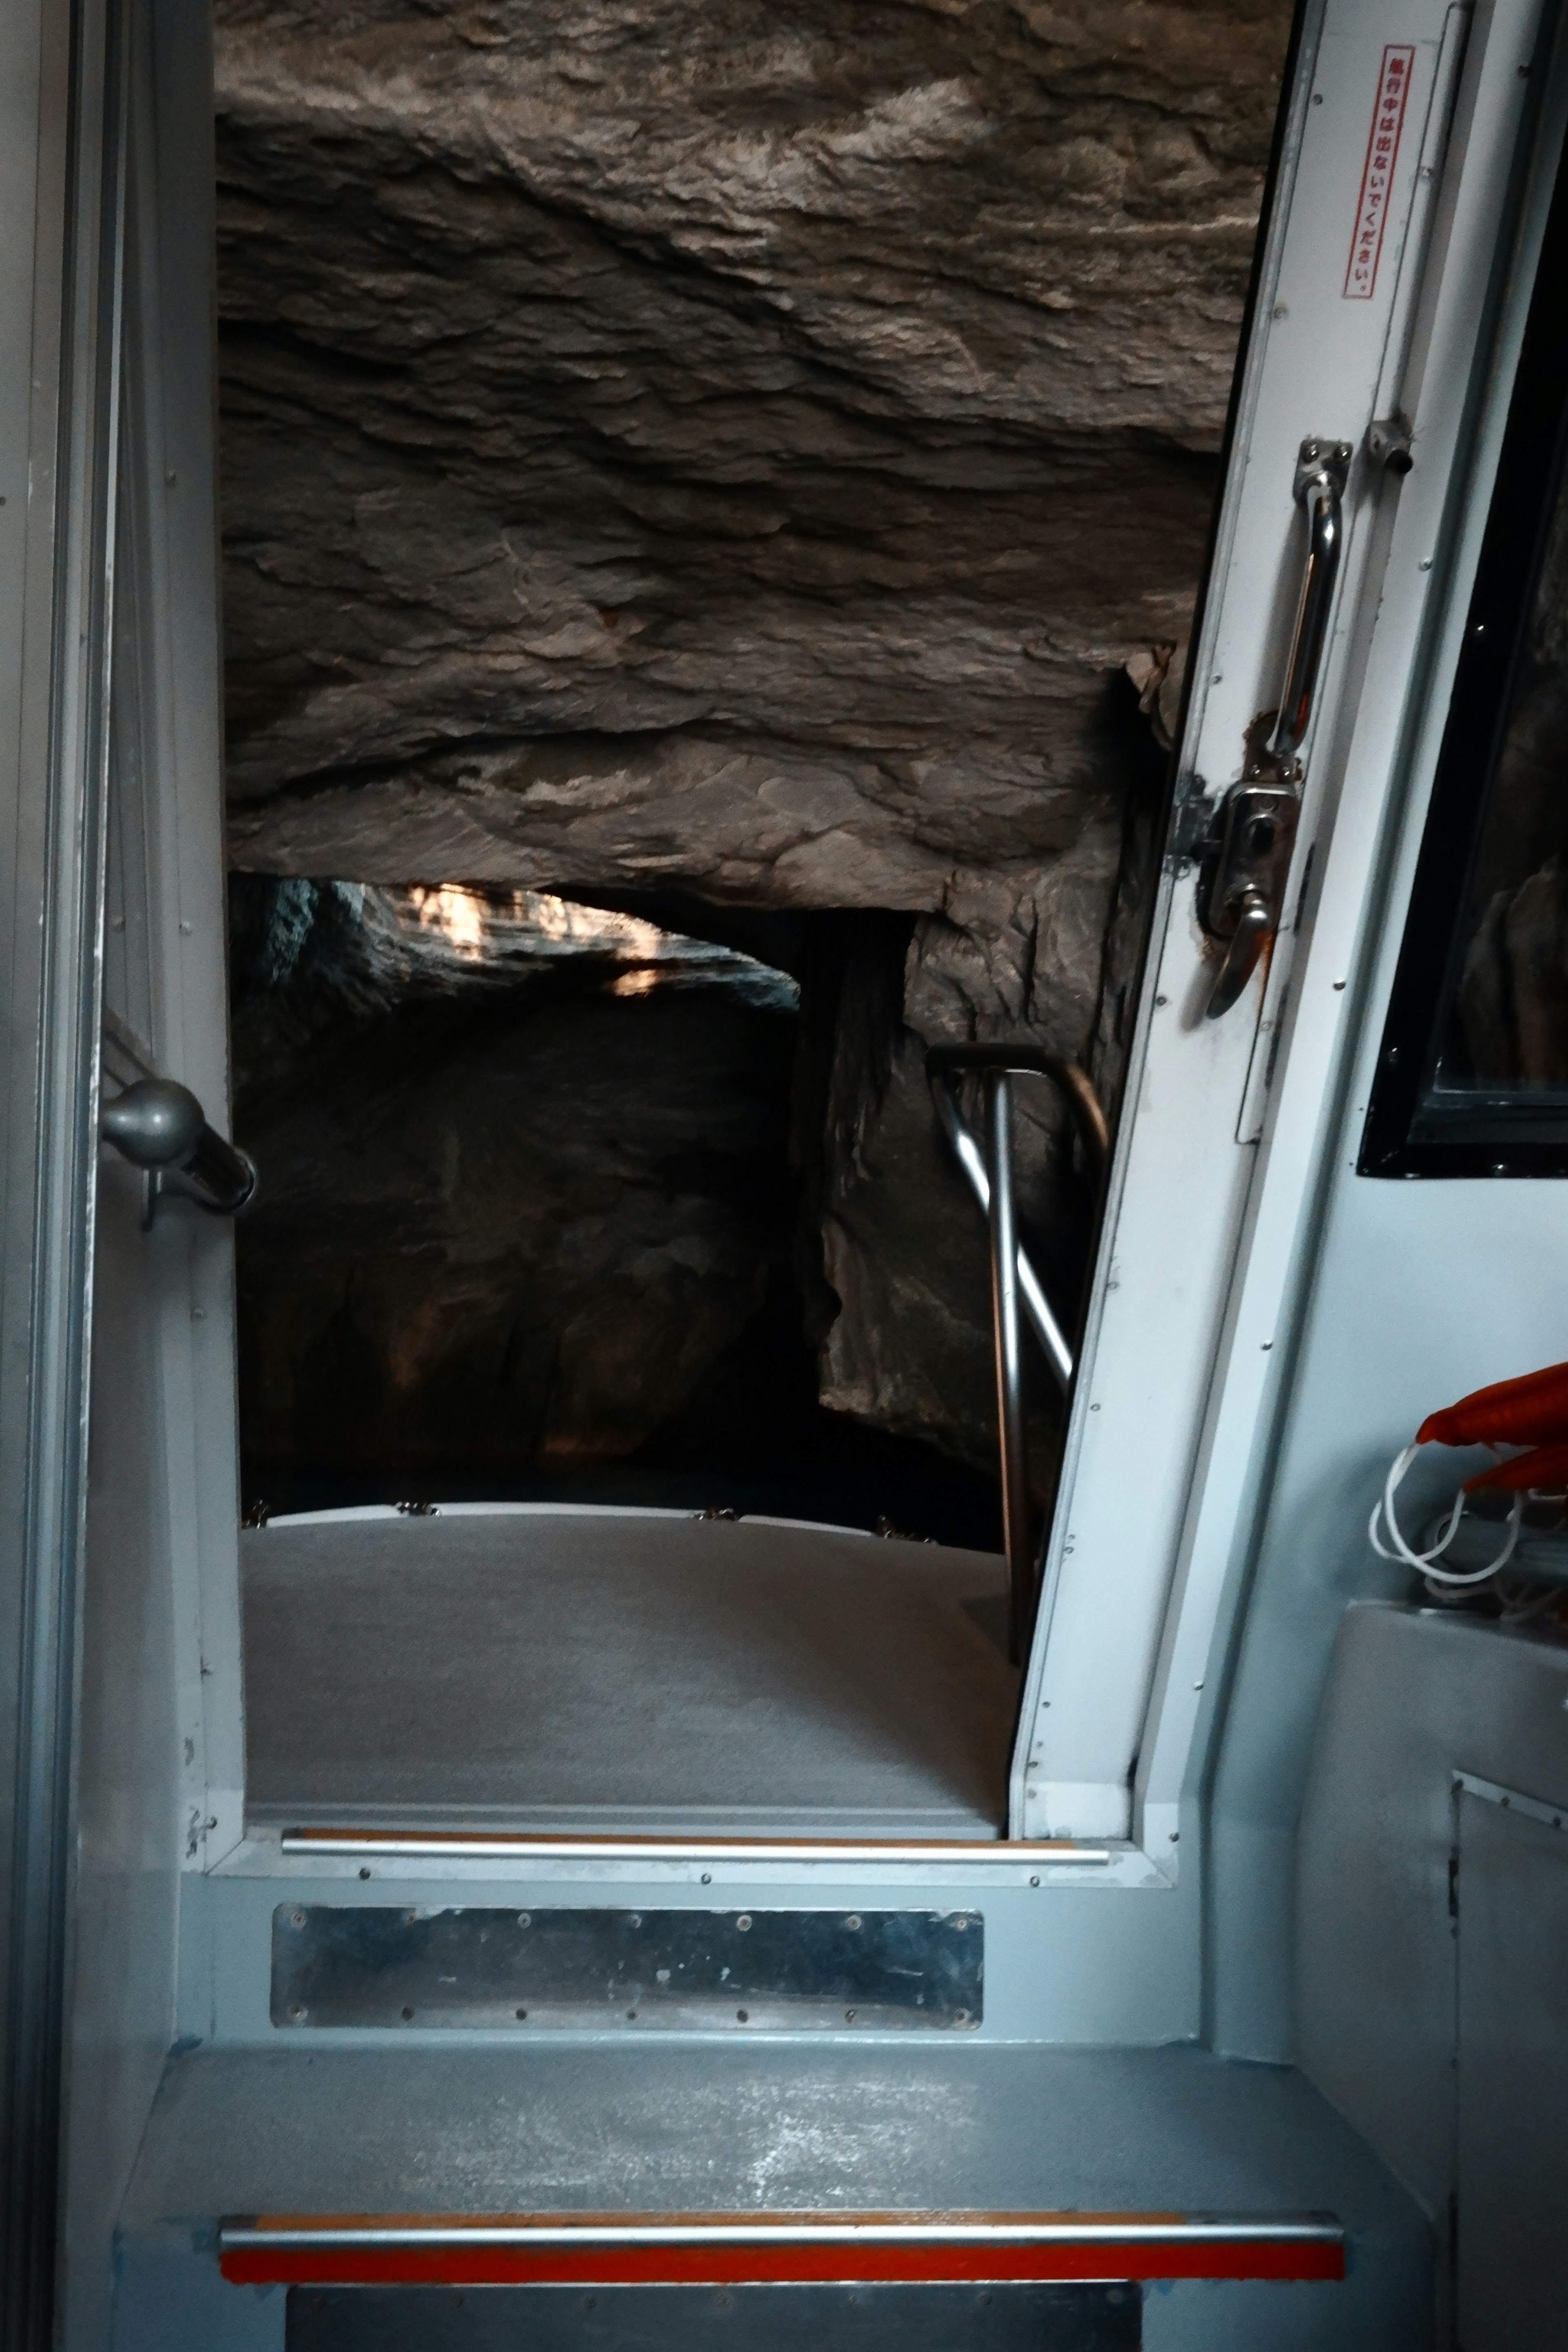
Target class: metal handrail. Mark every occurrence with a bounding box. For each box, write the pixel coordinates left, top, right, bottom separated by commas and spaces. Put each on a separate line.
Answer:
926, 1044, 1108, 1663
928, 1080, 1074, 1390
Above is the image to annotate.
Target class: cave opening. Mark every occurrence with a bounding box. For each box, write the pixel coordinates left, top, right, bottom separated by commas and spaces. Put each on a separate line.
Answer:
209, 0, 1294, 1831
229, 871, 1011, 1546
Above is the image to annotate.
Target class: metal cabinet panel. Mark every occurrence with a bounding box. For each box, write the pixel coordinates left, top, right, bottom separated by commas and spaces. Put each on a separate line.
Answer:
1456, 1786, 1568, 2350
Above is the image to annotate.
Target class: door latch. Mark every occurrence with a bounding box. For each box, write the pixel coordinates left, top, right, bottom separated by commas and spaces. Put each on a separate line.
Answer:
1199, 436, 1351, 1021
1201, 778, 1301, 1020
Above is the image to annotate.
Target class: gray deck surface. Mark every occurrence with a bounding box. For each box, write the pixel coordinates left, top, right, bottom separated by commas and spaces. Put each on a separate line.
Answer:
243, 1512, 1016, 1837
123, 2041, 1419, 2233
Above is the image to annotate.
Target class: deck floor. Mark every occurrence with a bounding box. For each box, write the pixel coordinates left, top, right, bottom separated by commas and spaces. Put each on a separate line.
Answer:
242, 1509, 1018, 1838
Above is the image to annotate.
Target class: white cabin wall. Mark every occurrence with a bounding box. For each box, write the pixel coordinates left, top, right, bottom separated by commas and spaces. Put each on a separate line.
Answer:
1207, 1172, 1568, 2062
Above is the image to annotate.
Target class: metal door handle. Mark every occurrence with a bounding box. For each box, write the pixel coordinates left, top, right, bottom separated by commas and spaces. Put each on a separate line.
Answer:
1205, 888, 1273, 1021
1200, 437, 1351, 1021
1269, 439, 1351, 761
100, 1077, 256, 1228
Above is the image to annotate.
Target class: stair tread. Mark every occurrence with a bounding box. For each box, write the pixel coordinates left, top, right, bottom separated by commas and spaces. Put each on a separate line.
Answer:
122, 2041, 1422, 2247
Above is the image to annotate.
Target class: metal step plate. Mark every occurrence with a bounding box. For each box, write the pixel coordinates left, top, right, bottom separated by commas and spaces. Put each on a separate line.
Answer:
272, 1905, 984, 2031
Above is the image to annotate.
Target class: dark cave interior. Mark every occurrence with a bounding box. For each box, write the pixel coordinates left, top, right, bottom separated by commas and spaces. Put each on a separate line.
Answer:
227, 873, 1102, 1546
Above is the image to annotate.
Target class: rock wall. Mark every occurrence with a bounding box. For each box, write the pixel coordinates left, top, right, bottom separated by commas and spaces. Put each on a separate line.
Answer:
214, 0, 1293, 1473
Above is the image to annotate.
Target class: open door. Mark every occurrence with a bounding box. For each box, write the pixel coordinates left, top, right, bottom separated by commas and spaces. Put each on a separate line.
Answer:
1013, 0, 1566, 1849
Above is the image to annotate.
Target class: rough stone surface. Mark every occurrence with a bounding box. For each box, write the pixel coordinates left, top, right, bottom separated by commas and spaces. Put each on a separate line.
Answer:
816, 835, 1122, 1480
214, 0, 1292, 1468
216, 0, 1286, 909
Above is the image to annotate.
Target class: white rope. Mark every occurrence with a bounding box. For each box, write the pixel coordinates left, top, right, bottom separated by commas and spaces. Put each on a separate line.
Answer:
1368, 1440, 1525, 1586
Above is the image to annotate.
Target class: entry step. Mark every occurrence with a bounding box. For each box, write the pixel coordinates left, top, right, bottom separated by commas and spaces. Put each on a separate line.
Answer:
112, 2042, 1430, 2350
242, 1509, 1016, 1839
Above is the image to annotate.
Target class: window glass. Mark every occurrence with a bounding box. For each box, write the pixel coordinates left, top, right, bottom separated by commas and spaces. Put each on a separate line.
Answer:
1441, 481, 1568, 1105
1361, 138, 1568, 1177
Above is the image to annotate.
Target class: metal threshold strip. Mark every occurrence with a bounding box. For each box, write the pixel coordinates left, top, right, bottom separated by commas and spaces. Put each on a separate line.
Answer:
218, 2210, 1345, 2288
279, 1831, 1113, 1867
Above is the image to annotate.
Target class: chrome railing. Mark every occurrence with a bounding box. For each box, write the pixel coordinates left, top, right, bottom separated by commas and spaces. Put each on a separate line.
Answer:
927, 1045, 1108, 1663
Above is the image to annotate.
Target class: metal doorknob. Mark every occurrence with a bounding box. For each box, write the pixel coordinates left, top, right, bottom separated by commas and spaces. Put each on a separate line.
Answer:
100, 1078, 206, 1168
100, 1078, 256, 1223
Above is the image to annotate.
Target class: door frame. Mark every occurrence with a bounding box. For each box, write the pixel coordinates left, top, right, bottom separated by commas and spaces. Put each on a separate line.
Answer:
0, 0, 125, 2335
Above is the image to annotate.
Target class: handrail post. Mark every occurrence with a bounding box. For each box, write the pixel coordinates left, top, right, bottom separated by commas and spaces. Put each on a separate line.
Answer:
924, 1040, 1108, 1666
986, 1072, 1034, 1664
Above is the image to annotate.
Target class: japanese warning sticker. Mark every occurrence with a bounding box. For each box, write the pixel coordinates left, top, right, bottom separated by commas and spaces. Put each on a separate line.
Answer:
1345, 44, 1417, 298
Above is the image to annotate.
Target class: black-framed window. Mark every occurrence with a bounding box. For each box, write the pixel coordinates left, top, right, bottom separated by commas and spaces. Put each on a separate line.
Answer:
1361, 134, 1568, 1178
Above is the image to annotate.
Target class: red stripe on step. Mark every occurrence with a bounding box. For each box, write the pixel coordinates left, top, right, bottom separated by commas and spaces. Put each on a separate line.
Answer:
220, 2240, 1344, 2288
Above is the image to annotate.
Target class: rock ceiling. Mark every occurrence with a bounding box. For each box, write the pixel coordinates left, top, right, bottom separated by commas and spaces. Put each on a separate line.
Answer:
216, 0, 1289, 911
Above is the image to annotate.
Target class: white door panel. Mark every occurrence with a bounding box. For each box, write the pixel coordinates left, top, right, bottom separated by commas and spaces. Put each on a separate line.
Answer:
1013, 0, 1550, 1843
